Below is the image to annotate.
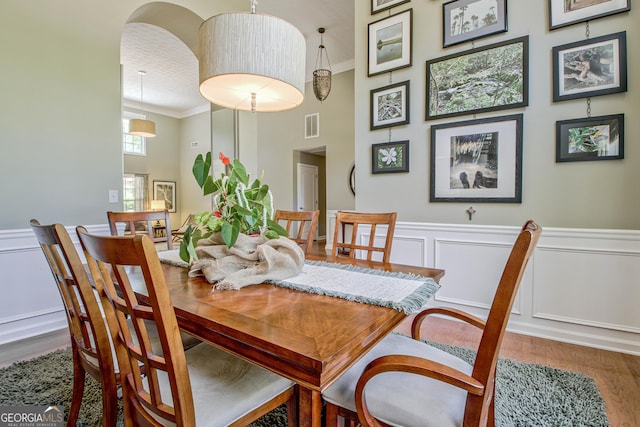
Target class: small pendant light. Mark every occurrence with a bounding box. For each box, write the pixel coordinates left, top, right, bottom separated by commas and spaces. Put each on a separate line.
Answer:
129, 70, 156, 138
313, 27, 332, 102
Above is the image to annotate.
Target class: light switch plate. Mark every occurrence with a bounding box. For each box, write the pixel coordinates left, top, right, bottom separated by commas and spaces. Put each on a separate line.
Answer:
108, 190, 118, 203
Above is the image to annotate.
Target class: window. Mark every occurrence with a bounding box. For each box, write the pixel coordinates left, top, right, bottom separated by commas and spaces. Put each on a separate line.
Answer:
123, 173, 148, 212
123, 112, 147, 155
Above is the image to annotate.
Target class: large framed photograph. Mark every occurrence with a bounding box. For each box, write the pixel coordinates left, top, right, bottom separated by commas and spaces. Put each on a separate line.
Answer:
426, 36, 528, 120
372, 140, 410, 174
443, 0, 508, 48
370, 80, 410, 130
372, 0, 410, 14
368, 9, 412, 76
556, 114, 624, 162
430, 114, 522, 203
153, 180, 176, 212
552, 32, 627, 102
549, 0, 630, 30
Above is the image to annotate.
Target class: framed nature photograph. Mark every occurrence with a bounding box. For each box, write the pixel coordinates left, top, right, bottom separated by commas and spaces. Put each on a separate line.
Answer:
372, 0, 410, 14
153, 180, 176, 212
553, 31, 627, 102
370, 80, 410, 130
549, 0, 630, 30
368, 9, 412, 76
426, 35, 528, 120
443, 0, 507, 48
430, 114, 522, 203
556, 114, 624, 162
372, 140, 410, 174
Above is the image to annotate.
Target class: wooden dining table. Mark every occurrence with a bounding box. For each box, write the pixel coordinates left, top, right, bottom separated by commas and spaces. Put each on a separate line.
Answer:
152, 254, 445, 427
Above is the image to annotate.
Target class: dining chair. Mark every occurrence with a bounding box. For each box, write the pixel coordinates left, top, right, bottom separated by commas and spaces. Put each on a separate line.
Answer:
76, 227, 298, 427
332, 211, 397, 263
30, 220, 119, 427
107, 210, 173, 250
323, 220, 541, 427
171, 213, 196, 243
274, 209, 319, 254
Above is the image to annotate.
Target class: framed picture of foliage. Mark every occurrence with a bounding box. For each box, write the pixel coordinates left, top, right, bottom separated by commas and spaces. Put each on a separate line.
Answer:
549, 0, 630, 30
370, 80, 410, 130
556, 114, 624, 162
368, 9, 413, 76
443, 0, 508, 48
372, 0, 411, 14
426, 35, 528, 120
430, 114, 522, 203
372, 140, 410, 174
552, 32, 627, 102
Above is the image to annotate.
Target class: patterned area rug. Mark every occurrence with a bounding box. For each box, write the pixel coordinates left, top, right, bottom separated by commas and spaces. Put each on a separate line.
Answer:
0, 340, 609, 426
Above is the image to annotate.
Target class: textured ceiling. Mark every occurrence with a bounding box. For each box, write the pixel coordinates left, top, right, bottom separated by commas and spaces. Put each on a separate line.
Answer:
121, 1, 354, 118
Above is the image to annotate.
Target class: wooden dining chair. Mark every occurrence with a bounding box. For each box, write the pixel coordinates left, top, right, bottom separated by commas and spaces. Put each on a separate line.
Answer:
76, 227, 298, 427
30, 220, 119, 427
107, 210, 173, 250
274, 209, 319, 254
171, 213, 196, 243
332, 211, 397, 263
323, 220, 541, 427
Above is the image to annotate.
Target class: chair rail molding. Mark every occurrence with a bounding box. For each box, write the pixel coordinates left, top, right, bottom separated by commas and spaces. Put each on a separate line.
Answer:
325, 211, 640, 356
0, 224, 110, 346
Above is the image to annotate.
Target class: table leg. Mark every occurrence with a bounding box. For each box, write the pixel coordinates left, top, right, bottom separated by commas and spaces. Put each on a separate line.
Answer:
298, 387, 323, 427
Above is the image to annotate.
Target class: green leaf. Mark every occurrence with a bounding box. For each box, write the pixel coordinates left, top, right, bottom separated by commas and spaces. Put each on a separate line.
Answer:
233, 205, 253, 216
231, 159, 249, 186
192, 152, 212, 188
221, 221, 241, 248
267, 219, 288, 237
264, 229, 279, 240
202, 176, 216, 196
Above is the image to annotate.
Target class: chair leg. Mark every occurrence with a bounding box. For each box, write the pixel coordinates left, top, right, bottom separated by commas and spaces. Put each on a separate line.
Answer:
325, 402, 339, 427
99, 378, 119, 427
286, 386, 298, 427
66, 346, 84, 427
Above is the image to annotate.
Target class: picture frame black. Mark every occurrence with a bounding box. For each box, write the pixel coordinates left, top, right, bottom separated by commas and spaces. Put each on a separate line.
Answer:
372, 140, 410, 174
370, 80, 410, 130
430, 114, 522, 203
443, 0, 508, 48
552, 31, 627, 102
368, 9, 413, 76
426, 35, 528, 121
371, 0, 411, 15
153, 180, 176, 212
549, 0, 630, 30
556, 114, 624, 162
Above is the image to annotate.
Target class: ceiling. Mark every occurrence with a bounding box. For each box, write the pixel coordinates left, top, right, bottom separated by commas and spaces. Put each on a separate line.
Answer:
121, 1, 354, 118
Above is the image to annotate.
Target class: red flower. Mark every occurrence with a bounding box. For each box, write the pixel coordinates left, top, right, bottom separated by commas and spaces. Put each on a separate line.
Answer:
213, 210, 222, 218
219, 152, 230, 166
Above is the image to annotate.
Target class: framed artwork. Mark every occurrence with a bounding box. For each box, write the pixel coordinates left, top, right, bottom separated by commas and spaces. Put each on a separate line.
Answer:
556, 114, 624, 162
549, 0, 630, 30
552, 31, 627, 102
368, 9, 413, 76
443, 0, 508, 48
426, 35, 528, 120
372, 0, 410, 14
370, 80, 410, 130
372, 140, 410, 174
153, 180, 176, 212
430, 114, 522, 203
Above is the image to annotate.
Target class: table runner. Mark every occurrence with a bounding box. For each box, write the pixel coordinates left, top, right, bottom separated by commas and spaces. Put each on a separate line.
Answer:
158, 250, 439, 314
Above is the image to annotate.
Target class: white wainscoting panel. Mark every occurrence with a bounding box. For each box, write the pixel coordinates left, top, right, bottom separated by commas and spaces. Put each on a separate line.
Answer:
0, 224, 110, 346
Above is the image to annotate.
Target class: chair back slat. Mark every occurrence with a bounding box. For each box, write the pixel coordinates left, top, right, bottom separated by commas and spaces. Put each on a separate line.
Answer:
332, 211, 397, 263
274, 210, 319, 254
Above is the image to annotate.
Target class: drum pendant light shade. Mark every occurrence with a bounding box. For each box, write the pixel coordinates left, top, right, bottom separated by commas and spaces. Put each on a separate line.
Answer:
130, 70, 156, 138
198, 12, 306, 112
129, 118, 156, 138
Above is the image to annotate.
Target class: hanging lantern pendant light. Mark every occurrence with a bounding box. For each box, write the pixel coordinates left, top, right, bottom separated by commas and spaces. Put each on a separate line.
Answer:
313, 27, 332, 102
129, 70, 156, 138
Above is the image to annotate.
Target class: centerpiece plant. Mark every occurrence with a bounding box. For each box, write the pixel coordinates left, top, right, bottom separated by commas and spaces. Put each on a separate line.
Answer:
179, 152, 287, 263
